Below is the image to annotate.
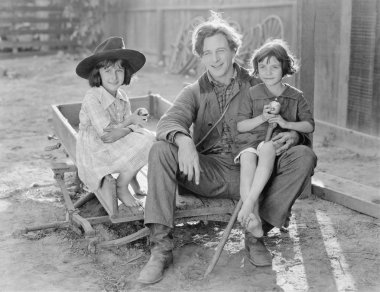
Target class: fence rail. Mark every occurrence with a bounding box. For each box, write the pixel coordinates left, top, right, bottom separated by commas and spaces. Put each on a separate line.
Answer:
0, 0, 77, 55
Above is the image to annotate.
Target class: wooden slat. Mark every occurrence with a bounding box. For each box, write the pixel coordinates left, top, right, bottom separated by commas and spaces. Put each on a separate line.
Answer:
312, 172, 380, 219
0, 17, 77, 24
5, 28, 74, 35
0, 5, 66, 12
347, 0, 377, 135
0, 40, 76, 50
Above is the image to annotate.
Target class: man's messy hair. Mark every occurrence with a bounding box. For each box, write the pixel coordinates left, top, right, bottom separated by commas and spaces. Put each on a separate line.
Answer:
192, 11, 242, 57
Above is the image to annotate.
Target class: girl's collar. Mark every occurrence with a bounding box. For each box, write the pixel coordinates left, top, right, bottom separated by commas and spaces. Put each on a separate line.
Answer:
99, 86, 129, 109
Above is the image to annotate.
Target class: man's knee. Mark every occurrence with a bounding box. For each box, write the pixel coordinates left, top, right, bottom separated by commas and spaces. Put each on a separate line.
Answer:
286, 145, 317, 171
149, 141, 176, 161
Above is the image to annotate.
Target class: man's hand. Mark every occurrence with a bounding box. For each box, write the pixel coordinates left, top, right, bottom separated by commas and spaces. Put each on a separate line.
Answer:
271, 131, 300, 156
175, 133, 200, 185
101, 127, 130, 143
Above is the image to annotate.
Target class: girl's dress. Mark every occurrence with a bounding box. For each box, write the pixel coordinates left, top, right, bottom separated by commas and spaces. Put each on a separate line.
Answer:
235, 83, 314, 160
76, 86, 155, 191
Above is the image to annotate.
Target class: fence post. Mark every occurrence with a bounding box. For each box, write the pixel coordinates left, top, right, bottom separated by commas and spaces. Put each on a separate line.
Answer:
297, 0, 316, 198
156, 9, 165, 64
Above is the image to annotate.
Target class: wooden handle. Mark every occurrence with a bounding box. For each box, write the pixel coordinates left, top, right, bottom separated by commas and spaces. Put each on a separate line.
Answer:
204, 199, 243, 277
265, 122, 277, 142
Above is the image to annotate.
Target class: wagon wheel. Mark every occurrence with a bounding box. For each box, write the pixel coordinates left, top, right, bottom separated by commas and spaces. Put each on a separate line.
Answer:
228, 19, 242, 34
260, 15, 284, 44
169, 16, 205, 75
236, 24, 262, 69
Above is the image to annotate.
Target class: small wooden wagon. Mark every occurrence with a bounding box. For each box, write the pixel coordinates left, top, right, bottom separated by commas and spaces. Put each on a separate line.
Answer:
28, 94, 238, 249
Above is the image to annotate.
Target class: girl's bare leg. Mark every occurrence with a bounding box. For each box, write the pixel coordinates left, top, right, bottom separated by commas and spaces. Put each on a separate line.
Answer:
116, 171, 140, 207
130, 174, 147, 196
238, 152, 258, 230
243, 142, 276, 237
246, 202, 263, 237
239, 151, 257, 202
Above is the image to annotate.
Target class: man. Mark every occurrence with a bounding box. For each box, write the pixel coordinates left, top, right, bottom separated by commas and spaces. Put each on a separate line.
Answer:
137, 11, 317, 284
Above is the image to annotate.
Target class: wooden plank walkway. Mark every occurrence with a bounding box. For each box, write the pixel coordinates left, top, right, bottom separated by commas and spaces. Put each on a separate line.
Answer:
312, 172, 380, 219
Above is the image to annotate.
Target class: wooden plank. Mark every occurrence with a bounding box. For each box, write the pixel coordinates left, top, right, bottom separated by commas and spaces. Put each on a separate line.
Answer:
0, 40, 76, 50
0, 17, 77, 24
314, 120, 380, 157
95, 175, 118, 217
0, 5, 65, 12
312, 172, 380, 219
152, 94, 173, 118
5, 28, 74, 35
336, 0, 352, 127
97, 227, 150, 248
51, 104, 78, 163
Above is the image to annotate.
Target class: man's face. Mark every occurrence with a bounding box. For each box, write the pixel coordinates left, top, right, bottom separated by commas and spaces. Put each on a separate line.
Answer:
201, 33, 235, 84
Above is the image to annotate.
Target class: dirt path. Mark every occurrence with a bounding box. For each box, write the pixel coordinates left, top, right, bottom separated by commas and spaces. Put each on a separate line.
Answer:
0, 54, 379, 292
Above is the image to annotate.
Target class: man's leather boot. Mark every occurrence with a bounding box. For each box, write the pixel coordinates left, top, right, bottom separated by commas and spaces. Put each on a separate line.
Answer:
245, 232, 272, 266
137, 224, 174, 284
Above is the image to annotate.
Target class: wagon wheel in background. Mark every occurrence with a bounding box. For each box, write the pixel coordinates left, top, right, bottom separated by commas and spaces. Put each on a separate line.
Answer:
235, 24, 262, 69
260, 15, 284, 44
168, 16, 205, 75
228, 19, 242, 34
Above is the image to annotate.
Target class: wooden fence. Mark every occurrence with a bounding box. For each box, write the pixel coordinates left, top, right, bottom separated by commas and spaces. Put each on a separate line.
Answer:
313, 0, 380, 143
0, 0, 77, 55
103, 0, 298, 67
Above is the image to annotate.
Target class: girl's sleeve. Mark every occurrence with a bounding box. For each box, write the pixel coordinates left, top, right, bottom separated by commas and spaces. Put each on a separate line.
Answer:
82, 93, 110, 136
297, 93, 315, 146
297, 93, 315, 129
236, 90, 254, 123
235, 90, 256, 154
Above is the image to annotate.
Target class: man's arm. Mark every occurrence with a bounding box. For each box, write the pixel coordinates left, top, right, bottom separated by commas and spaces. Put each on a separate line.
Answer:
156, 85, 198, 142
156, 84, 201, 184
174, 133, 200, 185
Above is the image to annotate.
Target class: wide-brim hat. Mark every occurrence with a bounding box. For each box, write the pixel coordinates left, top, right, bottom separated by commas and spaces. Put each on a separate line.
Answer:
75, 36, 146, 79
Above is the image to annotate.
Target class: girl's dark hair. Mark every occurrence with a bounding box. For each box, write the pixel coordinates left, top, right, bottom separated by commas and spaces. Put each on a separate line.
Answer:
88, 59, 134, 87
192, 11, 242, 57
251, 39, 299, 77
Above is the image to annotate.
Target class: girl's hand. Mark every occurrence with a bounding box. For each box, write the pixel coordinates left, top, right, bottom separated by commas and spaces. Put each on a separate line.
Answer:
268, 115, 287, 128
262, 104, 276, 122
101, 127, 130, 143
103, 124, 119, 131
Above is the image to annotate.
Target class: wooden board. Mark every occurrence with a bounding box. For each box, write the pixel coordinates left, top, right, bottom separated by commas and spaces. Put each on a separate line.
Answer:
312, 172, 380, 219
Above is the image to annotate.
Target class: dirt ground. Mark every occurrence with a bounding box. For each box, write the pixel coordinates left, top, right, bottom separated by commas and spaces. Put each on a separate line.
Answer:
0, 53, 379, 292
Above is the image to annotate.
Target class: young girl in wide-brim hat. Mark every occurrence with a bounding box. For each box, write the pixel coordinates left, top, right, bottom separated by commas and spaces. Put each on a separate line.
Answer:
75, 36, 155, 207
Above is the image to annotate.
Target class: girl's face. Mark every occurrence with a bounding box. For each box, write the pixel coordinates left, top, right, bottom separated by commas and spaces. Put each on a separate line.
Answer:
257, 56, 283, 88
99, 60, 125, 96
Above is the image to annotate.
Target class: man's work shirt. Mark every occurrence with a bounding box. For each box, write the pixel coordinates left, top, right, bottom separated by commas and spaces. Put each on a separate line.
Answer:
206, 69, 238, 155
